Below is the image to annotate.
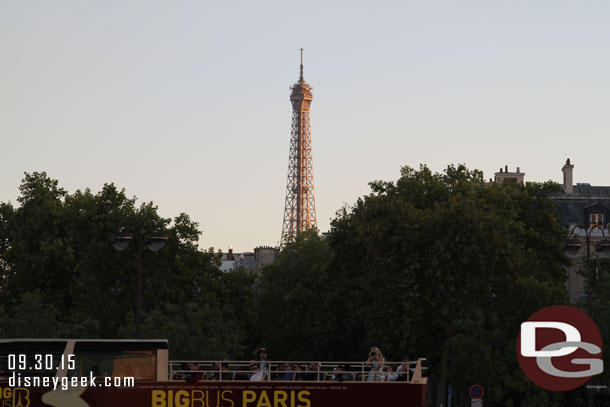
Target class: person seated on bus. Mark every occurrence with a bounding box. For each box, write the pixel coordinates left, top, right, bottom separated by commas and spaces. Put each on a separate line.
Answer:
271, 363, 284, 381
208, 361, 232, 381
293, 364, 304, 381
341, 364, 354, 382
172, 362, 192, 381
331, 365, 344, 382
249, 362, 265, 381
233, 366, 250, 381
366, 347, 385, 381
395, 358, 411, 382
186, 362, 204, 383
384, 364, 398, 381
278, 363, 296, 381
331, 364, 353, 382
299, 362, 319, 381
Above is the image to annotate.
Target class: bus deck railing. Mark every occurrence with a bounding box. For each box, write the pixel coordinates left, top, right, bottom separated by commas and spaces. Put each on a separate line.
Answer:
168, 358, 427, 385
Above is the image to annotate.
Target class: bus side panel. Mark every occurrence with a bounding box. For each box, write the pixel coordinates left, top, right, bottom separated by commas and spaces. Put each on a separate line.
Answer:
0, 381, 427, 407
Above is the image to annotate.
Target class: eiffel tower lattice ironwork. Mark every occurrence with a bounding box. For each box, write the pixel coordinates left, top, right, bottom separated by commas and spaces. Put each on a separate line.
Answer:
281, 49, 317, 246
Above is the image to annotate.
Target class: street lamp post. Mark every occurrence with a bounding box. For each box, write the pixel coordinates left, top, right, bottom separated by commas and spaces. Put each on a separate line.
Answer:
112, 216, 168, 338
565, 224, 610, 317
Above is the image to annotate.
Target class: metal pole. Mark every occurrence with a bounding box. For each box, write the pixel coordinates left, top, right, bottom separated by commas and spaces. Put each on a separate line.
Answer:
586, 230, 592, 317
114, 215, 166, 339
586, 229, 594, 407
136, 225, 143, 339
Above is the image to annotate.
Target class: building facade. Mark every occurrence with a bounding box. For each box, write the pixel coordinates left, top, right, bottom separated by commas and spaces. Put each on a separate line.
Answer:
220, 246, 279, 272
550, 159, 610, 303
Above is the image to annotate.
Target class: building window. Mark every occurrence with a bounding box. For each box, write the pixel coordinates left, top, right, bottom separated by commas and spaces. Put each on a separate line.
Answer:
590, 213, 604, 228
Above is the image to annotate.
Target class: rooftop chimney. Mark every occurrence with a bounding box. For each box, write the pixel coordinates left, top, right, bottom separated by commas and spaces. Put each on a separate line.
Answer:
227, 246, 234, 260
562, 158, 574, 194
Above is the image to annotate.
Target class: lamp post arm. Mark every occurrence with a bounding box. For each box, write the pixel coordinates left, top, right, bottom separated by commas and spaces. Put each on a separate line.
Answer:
568, 223, 587, 238
588, 224, 607, 237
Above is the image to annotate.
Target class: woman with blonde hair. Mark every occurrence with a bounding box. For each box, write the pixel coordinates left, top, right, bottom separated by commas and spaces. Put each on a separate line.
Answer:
366, 347, 385, 381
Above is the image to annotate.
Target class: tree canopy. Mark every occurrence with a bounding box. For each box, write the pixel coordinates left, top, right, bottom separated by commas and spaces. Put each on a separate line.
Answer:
257, 164, 573, 406
0, 172, 255, 359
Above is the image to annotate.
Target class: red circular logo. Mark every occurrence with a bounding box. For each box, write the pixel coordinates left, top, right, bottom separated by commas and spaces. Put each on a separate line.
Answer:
516, 305, 603, 391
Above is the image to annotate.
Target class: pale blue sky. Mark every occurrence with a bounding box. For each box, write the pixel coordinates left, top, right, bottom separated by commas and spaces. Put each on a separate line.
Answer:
2, 1, 609, 251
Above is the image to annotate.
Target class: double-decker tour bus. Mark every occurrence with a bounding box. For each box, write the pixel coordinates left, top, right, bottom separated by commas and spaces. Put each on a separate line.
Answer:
0, 339, 428, 407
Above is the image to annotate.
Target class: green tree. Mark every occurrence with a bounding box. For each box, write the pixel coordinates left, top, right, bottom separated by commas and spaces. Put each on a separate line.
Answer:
327, 164, 569, 406
0, 172, 256, 359
257, 229, 334, 359
256, 164, 570, 405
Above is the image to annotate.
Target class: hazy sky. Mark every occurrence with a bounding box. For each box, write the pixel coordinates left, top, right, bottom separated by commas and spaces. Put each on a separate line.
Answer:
2, 1, 609, 251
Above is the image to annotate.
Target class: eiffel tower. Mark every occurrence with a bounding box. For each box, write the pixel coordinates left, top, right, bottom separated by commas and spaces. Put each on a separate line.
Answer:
280, 49, 317, 246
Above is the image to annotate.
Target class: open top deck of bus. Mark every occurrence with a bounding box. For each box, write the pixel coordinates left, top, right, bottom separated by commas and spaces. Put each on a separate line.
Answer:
0, 339, 429, 407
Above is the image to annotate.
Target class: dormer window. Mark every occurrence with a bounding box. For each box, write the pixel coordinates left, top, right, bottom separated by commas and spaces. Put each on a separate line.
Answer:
590, 213, 604, 228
